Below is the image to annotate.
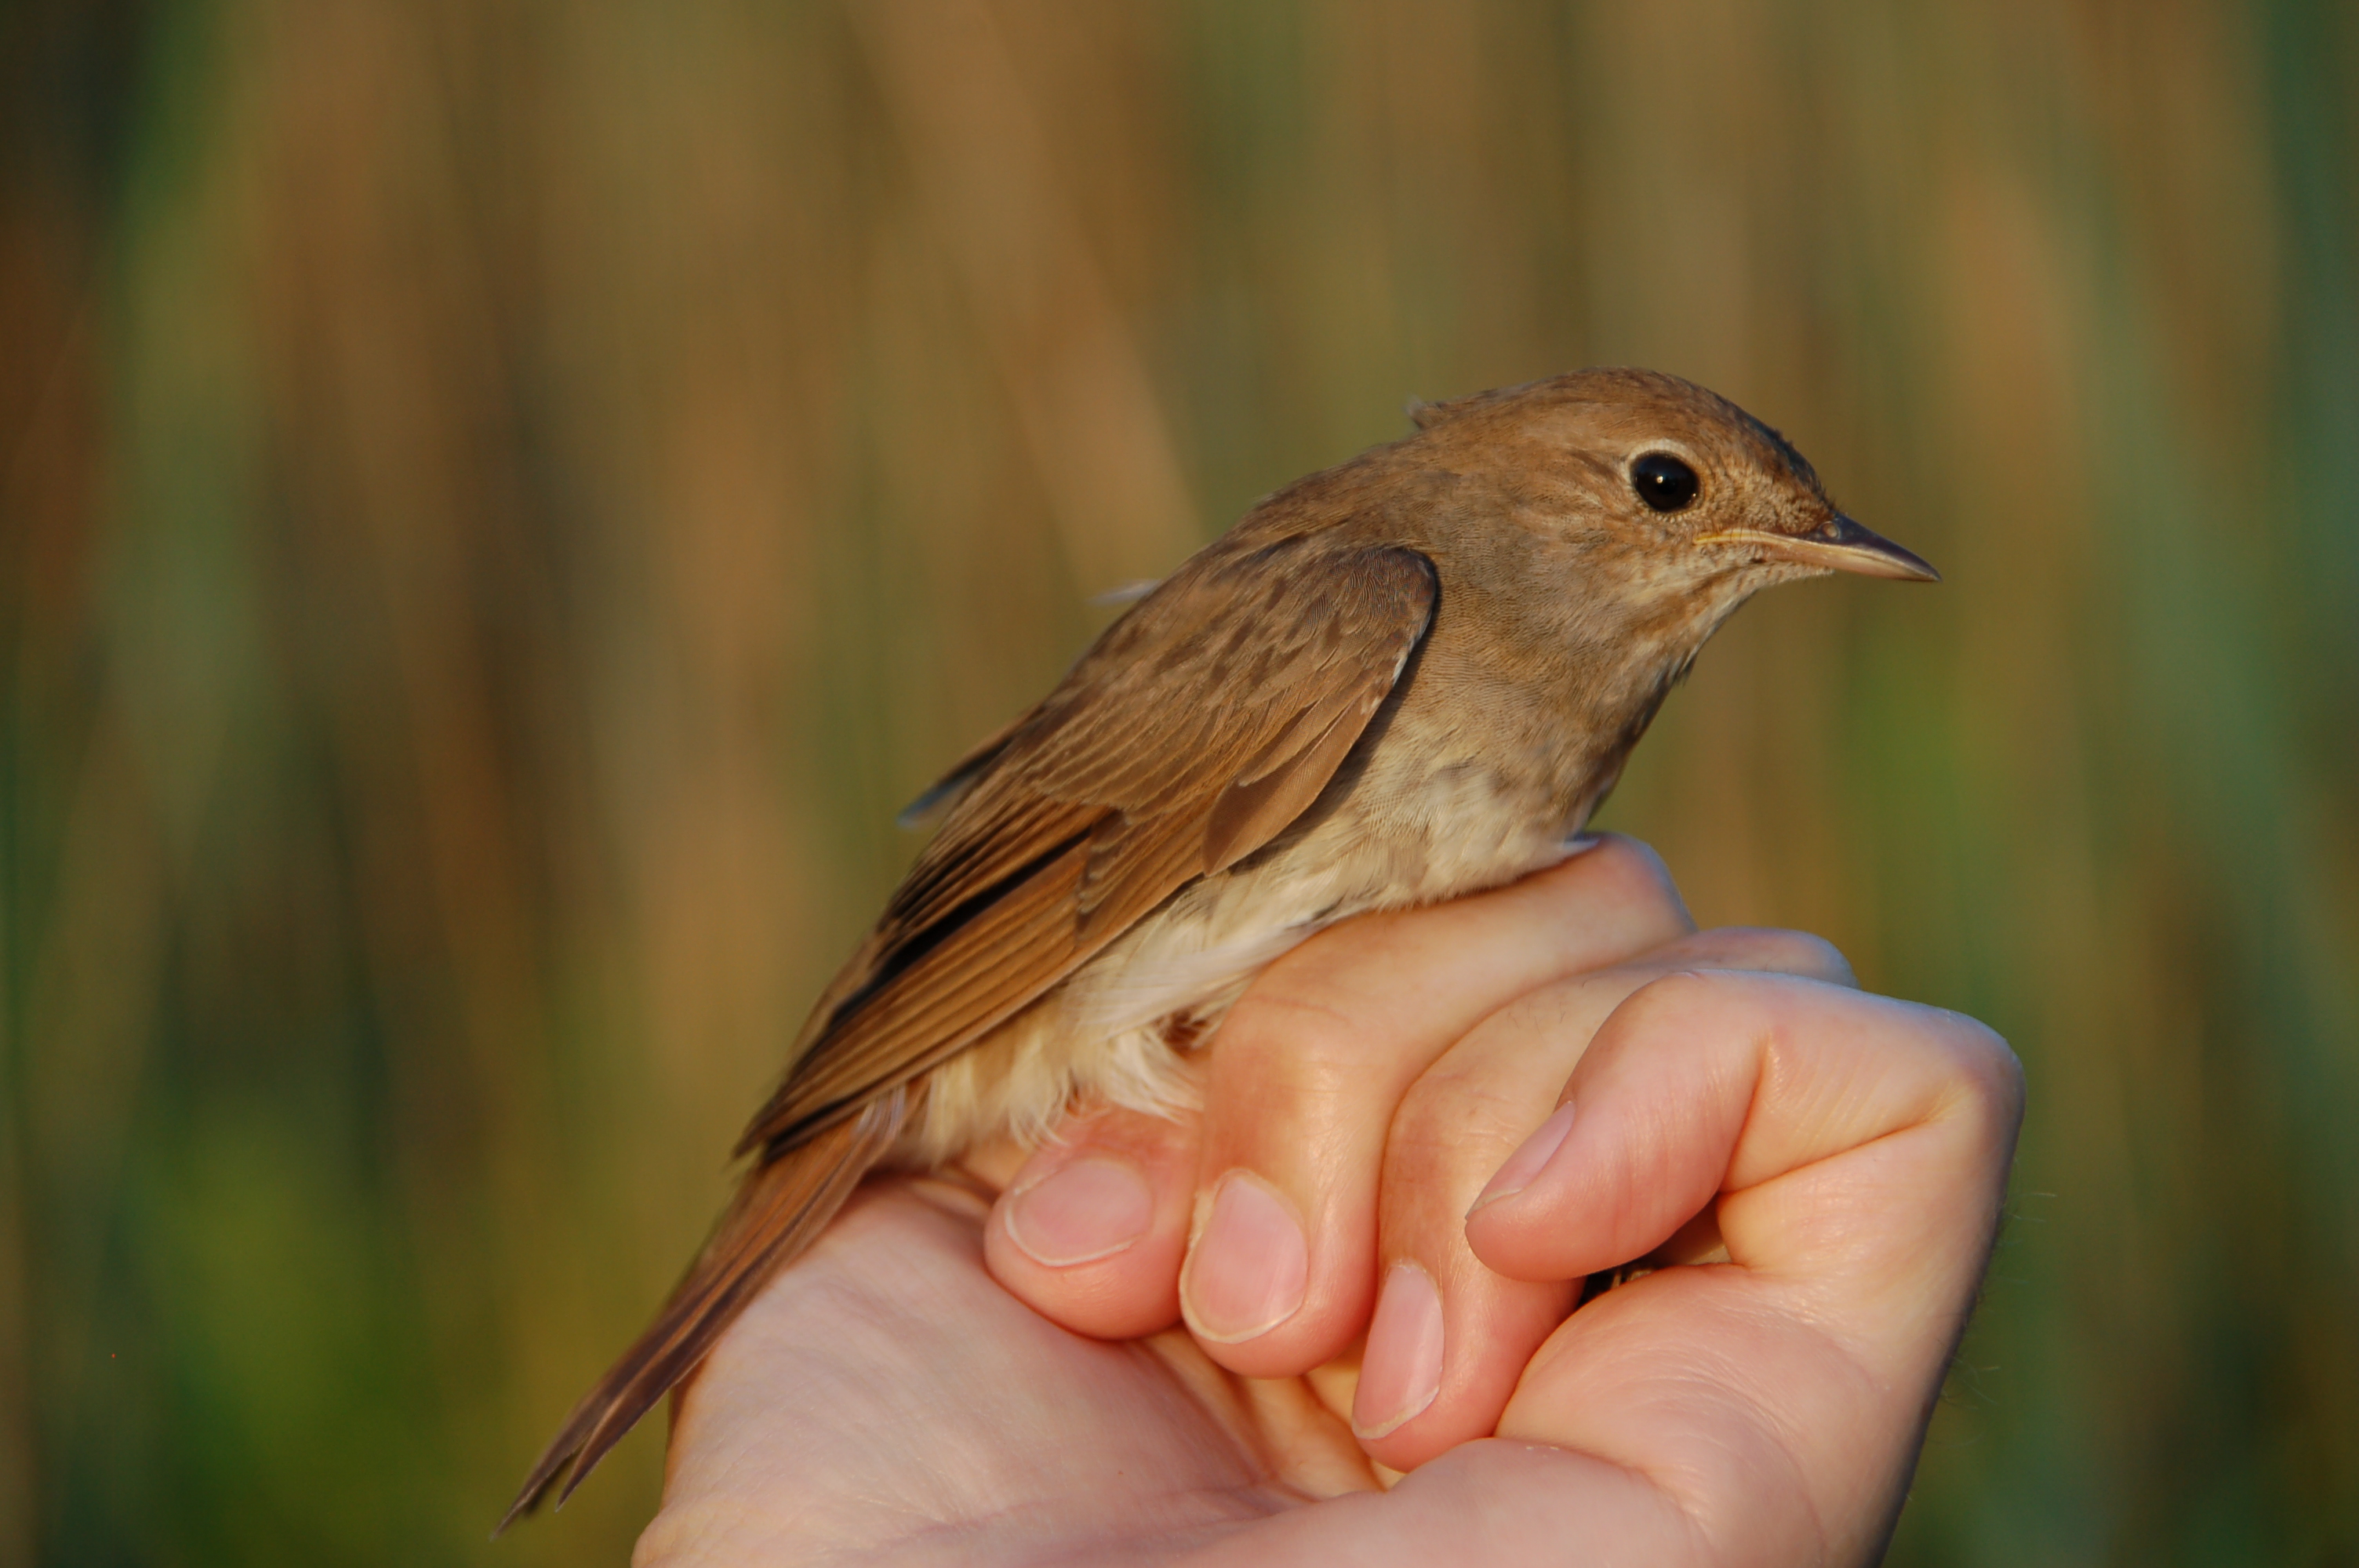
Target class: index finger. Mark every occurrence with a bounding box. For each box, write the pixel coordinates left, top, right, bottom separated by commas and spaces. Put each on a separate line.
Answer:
1175, 835, 1692, 1376
1462, 972, 2023, 1564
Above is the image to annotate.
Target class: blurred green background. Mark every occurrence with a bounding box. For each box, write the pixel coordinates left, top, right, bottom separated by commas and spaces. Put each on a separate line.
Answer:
4, 0, 2355, 1562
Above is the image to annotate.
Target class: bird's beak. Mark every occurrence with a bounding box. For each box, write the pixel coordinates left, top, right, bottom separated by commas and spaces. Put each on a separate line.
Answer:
1695, 514, 1941, 582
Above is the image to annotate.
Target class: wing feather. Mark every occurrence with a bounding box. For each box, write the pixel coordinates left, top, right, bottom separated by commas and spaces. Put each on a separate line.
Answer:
737, 538, 1438, 1156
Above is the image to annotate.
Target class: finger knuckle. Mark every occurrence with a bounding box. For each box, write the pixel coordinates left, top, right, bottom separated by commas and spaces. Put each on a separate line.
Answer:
1696, 926, 1854, 982
1763, 928, 1854, 982
1216, 987, 1373, 1080
1575, 834, 1686, 918
1619, 965, 1726, 1019
1949, 1018, 2026, 1114
1392, 1065, 1536, 1156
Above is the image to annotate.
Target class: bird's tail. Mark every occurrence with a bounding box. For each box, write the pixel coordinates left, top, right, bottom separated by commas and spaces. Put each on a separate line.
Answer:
497, 1088, 908, 1532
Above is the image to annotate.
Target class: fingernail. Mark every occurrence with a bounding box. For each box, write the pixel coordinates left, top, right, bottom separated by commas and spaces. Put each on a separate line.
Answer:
1352, 1261, 1445, 1440
1003, 1157, 1154, 1267
1470, 1101, 1576, 1214
1180, 1173, 1309, 1343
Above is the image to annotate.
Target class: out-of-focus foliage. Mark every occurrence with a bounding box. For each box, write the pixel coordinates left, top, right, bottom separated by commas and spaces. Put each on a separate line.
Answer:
3, 1, 2354, 1562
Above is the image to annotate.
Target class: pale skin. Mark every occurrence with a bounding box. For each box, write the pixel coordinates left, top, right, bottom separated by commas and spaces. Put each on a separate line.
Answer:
634, 838, 2023, 1566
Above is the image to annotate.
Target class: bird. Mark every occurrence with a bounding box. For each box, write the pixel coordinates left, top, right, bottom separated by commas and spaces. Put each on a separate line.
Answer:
501, 366, 1938, 1526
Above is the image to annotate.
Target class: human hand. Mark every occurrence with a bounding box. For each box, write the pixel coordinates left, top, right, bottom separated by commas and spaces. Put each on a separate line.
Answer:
635, 838, 2022, 1566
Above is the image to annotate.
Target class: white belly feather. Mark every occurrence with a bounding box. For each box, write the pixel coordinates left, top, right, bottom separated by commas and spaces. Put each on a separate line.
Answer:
897, 748, 1593, 1166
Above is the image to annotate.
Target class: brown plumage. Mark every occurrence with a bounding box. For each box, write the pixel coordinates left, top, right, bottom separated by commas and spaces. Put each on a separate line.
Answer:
500, 368, 1937, 1526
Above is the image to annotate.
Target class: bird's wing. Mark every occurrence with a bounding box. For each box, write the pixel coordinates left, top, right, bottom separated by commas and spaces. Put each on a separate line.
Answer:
739, 537, 1438, 1155
509, 538, 1437, 1523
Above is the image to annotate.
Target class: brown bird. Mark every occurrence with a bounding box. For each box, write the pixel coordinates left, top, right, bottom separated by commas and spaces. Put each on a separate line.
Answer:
502, 367, 1937, 1525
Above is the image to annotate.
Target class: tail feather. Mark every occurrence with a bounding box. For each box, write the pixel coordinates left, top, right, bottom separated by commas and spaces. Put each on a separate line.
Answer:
497, 1089, 908, 1533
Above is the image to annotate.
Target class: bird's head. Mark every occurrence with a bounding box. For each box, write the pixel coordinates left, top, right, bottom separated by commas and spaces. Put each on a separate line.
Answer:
1404, 368, 1938, 607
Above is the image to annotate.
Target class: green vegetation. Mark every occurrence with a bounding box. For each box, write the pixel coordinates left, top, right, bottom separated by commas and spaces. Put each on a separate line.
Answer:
3, 2, 2353, 1562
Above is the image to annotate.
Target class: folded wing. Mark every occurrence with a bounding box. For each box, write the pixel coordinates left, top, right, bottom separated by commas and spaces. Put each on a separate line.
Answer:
505, 535, 1437, 1526
739, 537, 1438, 1154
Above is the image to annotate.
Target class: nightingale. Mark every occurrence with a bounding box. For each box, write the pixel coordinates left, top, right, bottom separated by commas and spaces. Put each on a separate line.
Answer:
503, 367, 1937, 1524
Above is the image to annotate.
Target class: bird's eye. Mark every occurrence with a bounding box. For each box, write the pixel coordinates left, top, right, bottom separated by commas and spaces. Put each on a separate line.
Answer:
1630, 452, 1700, 513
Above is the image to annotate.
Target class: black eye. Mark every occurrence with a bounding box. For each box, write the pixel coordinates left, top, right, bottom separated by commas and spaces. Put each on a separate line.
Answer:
1630, 452, 1700, 513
